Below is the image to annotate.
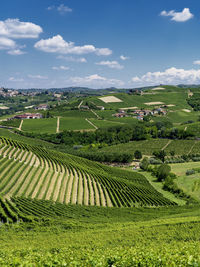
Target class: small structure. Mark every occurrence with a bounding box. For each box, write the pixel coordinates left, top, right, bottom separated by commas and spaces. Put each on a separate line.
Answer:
35, 104, 49, 111
96, 106, 105, 110
14, 113, 42, 119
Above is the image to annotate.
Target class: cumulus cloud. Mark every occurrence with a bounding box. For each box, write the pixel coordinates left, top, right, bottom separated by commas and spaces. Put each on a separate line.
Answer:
96, 60, 124, 69
160, 8, 193, 22
120, 55, 129, 61
0, 18, 43, 39
52, 65, 70, 70
0, 37, 15, 50
131, 67, 200, 85
28, 74, 48, 79
34, 35, 112, 56
57, 55, 87, 63
69, 74, 124, 88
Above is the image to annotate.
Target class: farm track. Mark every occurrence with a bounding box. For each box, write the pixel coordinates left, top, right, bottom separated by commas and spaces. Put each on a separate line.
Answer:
162, 140, 172, 151
85, 118, 98, 129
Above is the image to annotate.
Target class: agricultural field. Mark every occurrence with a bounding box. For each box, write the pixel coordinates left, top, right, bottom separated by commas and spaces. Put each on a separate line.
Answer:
0, 136, 175, 213
22, 118, 57, 134
0, 204, 200, 265
99, 138, 200, 156
60, 117, 95, 131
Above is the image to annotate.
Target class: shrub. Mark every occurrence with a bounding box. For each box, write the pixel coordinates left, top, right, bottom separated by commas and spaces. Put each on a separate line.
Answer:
186, 169, 195, 176
140, 157, 149, 171
134, 150, 142, 160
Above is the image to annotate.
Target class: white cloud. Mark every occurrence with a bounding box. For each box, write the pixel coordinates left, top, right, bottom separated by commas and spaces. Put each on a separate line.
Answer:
57, 4, 72, 14
120, 55, 129, 61
69, 74, 124, 88
34, 35, 112, 56
96, 60, 124, 69
160, 8, 193, 22
7, 49, 26, 55
47, 4, 72, 14
193, 60, 200, 65
131, 67, 200, 85
28, 74, 48, 79
57, 55, 87, 63
52, 65, 70, 70
47, 6, 55, 11
0, 37, 15, 50
0, 18, 43, 39
9, 77, 24, 82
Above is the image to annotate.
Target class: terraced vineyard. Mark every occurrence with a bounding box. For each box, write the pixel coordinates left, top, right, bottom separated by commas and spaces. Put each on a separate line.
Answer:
0, 136, 176, 222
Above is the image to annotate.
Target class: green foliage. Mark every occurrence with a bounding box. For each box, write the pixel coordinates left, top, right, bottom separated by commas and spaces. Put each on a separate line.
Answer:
156, 164, 171, 182
153, 150, 166, 163
140, 157, 149, 171
134, 150, 142, 159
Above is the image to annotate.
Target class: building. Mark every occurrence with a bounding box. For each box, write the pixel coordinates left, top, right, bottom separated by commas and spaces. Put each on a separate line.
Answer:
14, 113, 42, 119
35, 104, 49, 111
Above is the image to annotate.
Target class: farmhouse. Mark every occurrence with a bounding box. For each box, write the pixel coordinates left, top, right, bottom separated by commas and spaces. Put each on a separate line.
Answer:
14, 113, 42, 119
35, 104, 49, 111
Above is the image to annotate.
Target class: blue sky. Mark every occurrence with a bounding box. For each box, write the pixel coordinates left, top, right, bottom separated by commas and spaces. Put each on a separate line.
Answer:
1, 0, 200, 88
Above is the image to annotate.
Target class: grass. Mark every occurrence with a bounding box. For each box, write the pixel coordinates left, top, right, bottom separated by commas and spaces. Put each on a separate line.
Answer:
170, 162, 200, 201
22, 118, 57, 134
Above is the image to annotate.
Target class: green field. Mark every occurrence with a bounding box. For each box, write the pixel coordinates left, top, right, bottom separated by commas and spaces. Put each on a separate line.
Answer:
99, 139, 200, 156
22, 118, 57, 134
60, 117, 95, 131
0, 204, 200, 265
170, 162, 200, 201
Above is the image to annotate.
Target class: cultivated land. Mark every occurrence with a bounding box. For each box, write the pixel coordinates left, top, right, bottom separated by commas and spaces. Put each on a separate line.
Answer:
0, 85, 200, 265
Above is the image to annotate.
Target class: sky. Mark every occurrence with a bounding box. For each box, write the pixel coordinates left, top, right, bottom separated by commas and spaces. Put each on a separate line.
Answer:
1, 0, 200, 89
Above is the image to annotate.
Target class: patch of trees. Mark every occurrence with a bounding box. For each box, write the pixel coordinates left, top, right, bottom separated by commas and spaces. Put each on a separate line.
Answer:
187, 93, 200, 111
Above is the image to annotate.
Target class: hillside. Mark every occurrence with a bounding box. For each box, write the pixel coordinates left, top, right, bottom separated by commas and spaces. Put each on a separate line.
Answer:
0, 136, 177, 223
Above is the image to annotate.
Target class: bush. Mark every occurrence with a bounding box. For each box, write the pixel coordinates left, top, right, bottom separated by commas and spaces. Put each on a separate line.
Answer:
140, 157, 149, 171
186, 169, 195, 176
134, 150, 142, 160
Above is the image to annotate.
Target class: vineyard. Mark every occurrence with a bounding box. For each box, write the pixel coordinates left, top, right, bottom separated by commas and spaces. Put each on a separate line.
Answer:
0, 136, 176, 222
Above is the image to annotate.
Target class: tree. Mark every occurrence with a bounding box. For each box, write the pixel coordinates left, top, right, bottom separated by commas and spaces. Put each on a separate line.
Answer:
153, 150, 166, 163
170, 150, 175, 157
156, 164, 171, 182
134, 150, 142, 160
140, 157, 149, 171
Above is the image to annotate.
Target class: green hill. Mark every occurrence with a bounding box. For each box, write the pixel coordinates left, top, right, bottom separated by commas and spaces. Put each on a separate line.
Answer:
0, 136, 177, 223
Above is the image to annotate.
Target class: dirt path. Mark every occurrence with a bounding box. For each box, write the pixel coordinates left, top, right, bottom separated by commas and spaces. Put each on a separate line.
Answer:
87, 175, 94, 205
56, 116, 60, 133
104, 188, 113, 207
71, 171, 79, 204
188, 141, 197, 155
52, 172, 64, 202
18, 120, 23, 131
78, 100, 83, 109
85, 118, 98, 129
91, 109, 101, 119
162, 140, 172, 151
65, 175, 73, 204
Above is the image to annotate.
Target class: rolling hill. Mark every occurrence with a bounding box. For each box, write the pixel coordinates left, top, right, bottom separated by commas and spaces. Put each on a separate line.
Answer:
0, 136, 176, 223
